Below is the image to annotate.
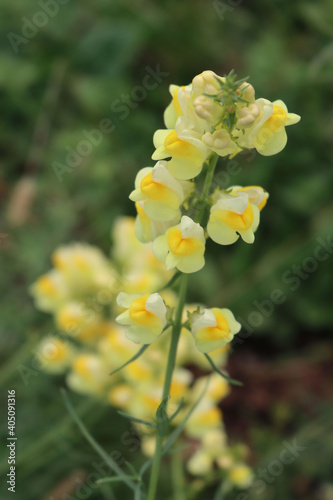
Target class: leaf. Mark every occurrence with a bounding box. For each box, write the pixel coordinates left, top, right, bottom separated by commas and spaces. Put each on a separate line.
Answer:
96, 475, 138, 485
118, 411, 156, 429
168, 398, 184, 423
203, 353, 243, 386
155, 396, 170, 437
61, 389, 136, 491
109, 344, 150, 376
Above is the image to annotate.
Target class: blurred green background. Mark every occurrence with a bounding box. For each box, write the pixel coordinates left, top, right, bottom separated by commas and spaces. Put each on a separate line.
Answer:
1, 0, 333, 499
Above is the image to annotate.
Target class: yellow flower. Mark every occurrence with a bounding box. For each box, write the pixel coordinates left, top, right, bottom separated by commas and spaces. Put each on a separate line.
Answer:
237, 98, 300, 156
129, 162, 190, 222
67, 354, 110, 396
185, 400, 223, 438
35, 336, 74, 374
191, 373, 230, 404
191, 307, 241, 353
153, 216, 205, 273
134, 201, 180, 243
163, 84, 192, 129
207, 189, 261, 245
234, 185, 269, 211
99, 323, 137, 366
116, 292, 167, 344
187, 429, 227, 475
108, 384, 134, 409
228, 464, 253, 488
30, 270, 68, 312
152, 118, 208, 180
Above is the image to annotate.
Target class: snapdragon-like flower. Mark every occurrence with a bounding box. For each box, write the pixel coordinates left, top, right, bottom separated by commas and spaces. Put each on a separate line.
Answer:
67, 353, 110, 396
237, 98, 300, 156
191, 307, 241, 353
207, 186, 268, 245
153, 215, 205, 273
35, 336, 75, 374
30, 270, 69, 312
134, 201, 179, 243
116, 292, 167, 344
129, 161, 191, 222
152, 117, 209, 180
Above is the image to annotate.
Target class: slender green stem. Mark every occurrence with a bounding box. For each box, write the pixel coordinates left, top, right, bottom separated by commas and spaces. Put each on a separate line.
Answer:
146, 154, 219, 499
147, 274, 188, 500
171, 447, 186, 500
194, 154, 219, 224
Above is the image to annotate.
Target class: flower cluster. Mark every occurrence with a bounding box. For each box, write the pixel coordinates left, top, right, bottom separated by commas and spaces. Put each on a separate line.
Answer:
31, 217, 251, 490
31, 70, 300, 497
121, 69, 300, 352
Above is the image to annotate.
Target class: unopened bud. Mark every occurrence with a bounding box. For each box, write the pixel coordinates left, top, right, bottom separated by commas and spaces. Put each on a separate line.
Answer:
239, 82, 255, 102
236, 103, 260, 128
193, 95, 222, 123
192, 70, 224, 96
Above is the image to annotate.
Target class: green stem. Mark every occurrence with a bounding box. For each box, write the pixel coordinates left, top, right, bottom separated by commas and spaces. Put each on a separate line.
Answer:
146, 154, 219, 499
194, 154, 219, 224
171, 448, 186, 500
147, 274, 188, 500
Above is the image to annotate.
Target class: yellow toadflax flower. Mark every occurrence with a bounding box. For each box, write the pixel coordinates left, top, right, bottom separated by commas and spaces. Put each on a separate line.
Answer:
191, 307, 241, 353
152, 117, 209, 180
29, 270, 69, 313
134, 201, 179, 243
237, 98, 300, 156
129, 161, 190, 222
67, 353, 110, 396
207, 186, 268, 245
35, 336, 75, 374
153, 216, 206, 274
116, 292, 167, 344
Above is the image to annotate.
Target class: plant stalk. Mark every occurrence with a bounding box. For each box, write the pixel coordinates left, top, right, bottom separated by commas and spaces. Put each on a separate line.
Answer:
147, 273, 188, 500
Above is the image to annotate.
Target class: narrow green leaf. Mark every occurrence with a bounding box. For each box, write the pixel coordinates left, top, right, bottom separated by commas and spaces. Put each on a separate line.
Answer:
169, 397, 184, 423
203, 353, 243, 386
96, 475, 138, 485
109, 344, 150, 376
156, 396, 170, 436
118, 411, 156, 428
61, 389, 136, 491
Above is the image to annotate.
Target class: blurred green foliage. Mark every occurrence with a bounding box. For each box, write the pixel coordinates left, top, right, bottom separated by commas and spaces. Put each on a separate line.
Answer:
1, 0, 333, 499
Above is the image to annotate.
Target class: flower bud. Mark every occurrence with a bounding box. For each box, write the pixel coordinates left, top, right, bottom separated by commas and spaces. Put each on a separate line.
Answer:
236, 103, 260, 128
193, 95, 222, 124
202, 129, 238, 157
192, 70, 223, 96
